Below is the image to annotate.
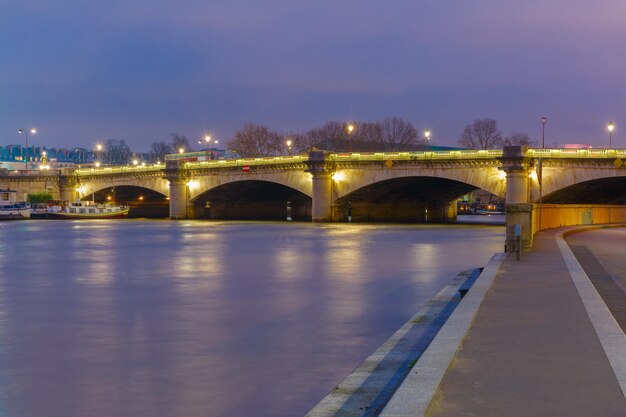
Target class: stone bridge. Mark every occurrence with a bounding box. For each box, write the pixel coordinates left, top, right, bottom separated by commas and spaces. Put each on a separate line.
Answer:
3, 146, 626, 249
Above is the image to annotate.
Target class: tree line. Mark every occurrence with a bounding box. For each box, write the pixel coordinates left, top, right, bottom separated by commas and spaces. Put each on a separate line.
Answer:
97, 117, 536, 164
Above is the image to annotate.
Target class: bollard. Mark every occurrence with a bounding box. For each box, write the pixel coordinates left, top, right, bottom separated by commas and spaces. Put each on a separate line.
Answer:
514, 223, 522, 261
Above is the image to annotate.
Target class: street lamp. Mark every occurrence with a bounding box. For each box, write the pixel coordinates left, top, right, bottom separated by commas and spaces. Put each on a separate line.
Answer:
286, 139, 293, 155
541, 117, 547, 148
424, 129, 431, 141
346, 123, 355, 152
179, 148, 185, 154
95, 143, 103, 166
608, 121, 615, 149
40, 151, 50, 192
539, 116, 547, 230
18, 128, 37, 163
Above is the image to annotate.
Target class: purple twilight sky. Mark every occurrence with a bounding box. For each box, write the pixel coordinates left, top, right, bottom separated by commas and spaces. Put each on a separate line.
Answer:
1, 0, 625, 151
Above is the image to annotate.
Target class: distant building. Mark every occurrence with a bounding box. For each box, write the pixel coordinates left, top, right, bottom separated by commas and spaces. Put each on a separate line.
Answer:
0, 145, 94, 166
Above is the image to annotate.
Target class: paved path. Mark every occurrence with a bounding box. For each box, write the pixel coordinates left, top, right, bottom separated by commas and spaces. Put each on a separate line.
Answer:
381, 227, 626, 417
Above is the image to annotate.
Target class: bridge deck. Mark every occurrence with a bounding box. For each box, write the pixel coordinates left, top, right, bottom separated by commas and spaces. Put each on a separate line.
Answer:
381, 226, 626, 416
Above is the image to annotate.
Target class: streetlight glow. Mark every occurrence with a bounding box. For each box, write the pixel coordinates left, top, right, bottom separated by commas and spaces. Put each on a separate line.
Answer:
179, 148, 185, 154
608, 121, 615, 148
18, 127, 37, 162
96, 143, 103, 151
424, 129, 431, 140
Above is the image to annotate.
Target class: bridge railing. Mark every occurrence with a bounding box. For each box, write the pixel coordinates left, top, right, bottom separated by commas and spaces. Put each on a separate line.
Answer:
70, 148, 626, 177
184, 155, 308, 169
526, 148, 626, 158
332, 149, 503, 161
75, 164, 164, 177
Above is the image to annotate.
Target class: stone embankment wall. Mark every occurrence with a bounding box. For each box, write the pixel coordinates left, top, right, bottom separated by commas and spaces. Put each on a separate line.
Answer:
532, 204, 626, 235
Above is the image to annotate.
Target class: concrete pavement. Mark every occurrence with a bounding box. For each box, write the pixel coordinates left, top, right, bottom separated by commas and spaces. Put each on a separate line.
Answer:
381, 226, 626, 417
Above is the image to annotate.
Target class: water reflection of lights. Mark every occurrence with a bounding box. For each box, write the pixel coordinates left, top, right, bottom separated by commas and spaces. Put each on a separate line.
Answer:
80, 233, 115, 285
410, 243, 440, 283
274, 246, 299, 281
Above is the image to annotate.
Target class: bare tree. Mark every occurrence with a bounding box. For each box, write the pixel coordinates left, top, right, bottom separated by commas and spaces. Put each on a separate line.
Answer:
354, 122, 383, 145
102, 139, 133, 165
227, 123, 284, 157
458, 118, 503, 149
503, 132, 538, 147
379, 117, 423, 149
149, 141, 173, 162
171, 134, 193, 153
298, 121, 346, 152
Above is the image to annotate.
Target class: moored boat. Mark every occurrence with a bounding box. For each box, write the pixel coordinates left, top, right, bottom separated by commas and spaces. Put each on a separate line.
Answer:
0, 203, 31, 220
33, 201, 129, 219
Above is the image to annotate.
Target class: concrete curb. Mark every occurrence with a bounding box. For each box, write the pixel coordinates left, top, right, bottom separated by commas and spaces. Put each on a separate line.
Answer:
379, 252, 506, 417
556, 227, 626, 398
305, 269, 480, 417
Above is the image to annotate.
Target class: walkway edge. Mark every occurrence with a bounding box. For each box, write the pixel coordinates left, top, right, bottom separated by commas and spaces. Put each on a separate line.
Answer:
379, 252, 506, 417
556, 229, 626, 398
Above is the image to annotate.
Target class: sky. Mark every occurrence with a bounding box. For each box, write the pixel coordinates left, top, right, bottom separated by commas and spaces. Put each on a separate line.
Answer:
1, 0, 626, 151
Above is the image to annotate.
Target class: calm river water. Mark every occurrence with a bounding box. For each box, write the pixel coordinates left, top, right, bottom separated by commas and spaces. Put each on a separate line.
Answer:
0, 220, 503, 417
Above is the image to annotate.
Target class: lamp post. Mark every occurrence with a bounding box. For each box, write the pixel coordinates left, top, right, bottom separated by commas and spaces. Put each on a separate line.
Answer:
40, 151, 50, 193
608, 122, 615, 149
346, 123, 355, 153
18, 128, 37, 164
95, 143, 103, 166
286, 139, 293, 155
539, 117, 547, 231
424, 129, 431, 142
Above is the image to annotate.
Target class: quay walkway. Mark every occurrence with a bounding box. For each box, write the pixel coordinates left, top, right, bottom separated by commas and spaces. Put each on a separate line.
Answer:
381, 226, 626, 417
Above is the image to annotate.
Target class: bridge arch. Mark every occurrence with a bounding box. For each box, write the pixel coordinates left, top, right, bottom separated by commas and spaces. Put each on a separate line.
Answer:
189, 179, 312, 220
77, 176, 169, 200
543, 176, 626, 204
333, 175, 495, 222
537, 165, 626, 203
332, 165, 505, 200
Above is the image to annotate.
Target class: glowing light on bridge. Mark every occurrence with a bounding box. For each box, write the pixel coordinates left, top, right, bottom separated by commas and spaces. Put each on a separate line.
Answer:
332, 171, 346, 182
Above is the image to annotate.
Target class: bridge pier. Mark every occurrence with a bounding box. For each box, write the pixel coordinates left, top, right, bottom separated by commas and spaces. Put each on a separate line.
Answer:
427, 201, 458, 223
165, 160, 190, 219
307, 150, 335, 222
59, 175, 77, 202
501, 146, 534, 252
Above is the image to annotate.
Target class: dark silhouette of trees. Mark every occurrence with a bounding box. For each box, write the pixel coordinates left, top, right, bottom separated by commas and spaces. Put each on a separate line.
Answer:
223, 117, 430, 157
458, 118, 503, 149
149, 142, 173, 162
102, 139, 133, 165
227, 124, 284, 157
380, 117, 423, 149
503, 132, 538, 147
171, 134, 193, 153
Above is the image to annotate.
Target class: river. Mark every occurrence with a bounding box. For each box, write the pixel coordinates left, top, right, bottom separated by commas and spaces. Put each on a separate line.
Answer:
0, 220, 503, 417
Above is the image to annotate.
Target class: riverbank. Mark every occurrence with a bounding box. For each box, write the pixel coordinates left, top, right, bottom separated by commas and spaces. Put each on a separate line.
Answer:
306, 268, 485, 416
380, 225, 626, 416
